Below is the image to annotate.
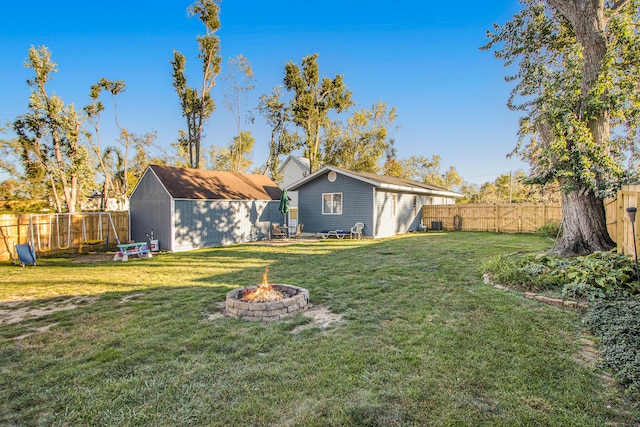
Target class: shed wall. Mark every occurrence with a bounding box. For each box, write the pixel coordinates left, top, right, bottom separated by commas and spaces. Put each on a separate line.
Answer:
297, 171, 374, 236
173, 199, 280, 251
129, 170, 173, 250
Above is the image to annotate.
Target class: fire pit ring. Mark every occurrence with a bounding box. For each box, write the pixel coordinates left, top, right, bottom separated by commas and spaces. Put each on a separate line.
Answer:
225, 284, 309, 321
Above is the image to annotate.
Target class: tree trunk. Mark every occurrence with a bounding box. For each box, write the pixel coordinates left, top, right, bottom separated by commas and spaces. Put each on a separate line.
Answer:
553, 187, 614, 255
545, 0, 616, 254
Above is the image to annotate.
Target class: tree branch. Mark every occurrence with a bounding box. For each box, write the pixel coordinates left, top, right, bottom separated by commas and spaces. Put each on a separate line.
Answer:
611, 0, 630, 12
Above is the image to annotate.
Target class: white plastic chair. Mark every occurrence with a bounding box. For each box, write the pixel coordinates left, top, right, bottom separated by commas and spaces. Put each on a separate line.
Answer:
350, 222, 364, 239
291, 223, 304, 238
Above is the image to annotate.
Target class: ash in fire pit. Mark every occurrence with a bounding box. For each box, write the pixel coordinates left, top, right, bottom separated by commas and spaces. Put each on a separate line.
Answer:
225, 268, 309, 321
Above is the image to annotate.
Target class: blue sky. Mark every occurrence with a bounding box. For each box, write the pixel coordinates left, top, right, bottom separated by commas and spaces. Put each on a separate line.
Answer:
1, 0, 527, 185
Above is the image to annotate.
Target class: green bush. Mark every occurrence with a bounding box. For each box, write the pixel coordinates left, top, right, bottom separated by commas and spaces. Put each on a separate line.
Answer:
584, 298, 640, 397
481, 250, 640, 297
536, 221, 562, 238
480, 252, 567, 291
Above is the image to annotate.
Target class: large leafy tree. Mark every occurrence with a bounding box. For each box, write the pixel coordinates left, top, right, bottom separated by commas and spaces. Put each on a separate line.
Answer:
257, 86, 300, 182
322, 102, 398, 173
85, 78, 127, 211
171, 0, 222, 169
390, 155, 463, 190
13, 46, 93, 213
283, 54, 353, 173
459, 171, 561, 204
209, 131, 254, 172
222, 55, 255, 172
484, 0, 640, 255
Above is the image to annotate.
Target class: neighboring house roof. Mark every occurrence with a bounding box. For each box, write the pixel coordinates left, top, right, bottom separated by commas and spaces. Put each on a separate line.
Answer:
288, 165, 463, 198
278, 156, 310, 175
145, 165, 282, 200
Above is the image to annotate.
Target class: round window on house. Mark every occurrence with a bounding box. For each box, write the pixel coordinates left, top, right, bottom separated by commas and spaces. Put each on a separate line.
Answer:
328, 171, 337, 182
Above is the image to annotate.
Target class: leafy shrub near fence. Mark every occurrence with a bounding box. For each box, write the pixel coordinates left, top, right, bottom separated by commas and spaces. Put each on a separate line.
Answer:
0, 200, 51, 213
535, 220, 562, 239
481, 250, 639, 297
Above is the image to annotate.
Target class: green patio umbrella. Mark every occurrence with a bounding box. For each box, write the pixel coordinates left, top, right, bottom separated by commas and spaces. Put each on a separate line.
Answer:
279, 188, 290, 229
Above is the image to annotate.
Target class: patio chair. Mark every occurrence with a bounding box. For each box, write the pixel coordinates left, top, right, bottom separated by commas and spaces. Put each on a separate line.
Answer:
350, 222, 365, 239
291, 223, 304, 238
14, 242, 36, 267
271, 222, 287, 239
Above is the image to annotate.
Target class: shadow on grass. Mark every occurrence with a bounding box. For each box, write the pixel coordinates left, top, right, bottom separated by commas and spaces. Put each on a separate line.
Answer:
2, 233, 639, 425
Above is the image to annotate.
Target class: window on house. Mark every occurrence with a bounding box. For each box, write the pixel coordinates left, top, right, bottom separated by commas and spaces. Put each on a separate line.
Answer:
322, 193, 342, 215
413, 195, 417, 216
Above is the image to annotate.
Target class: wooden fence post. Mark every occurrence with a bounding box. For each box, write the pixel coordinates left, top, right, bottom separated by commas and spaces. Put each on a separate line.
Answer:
617, 189, 624, 254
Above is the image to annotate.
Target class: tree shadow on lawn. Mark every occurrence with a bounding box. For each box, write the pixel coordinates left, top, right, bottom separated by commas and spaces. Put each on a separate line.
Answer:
3, 233, 638, 426
0, 234, 438, 333
0, 232, 539, 330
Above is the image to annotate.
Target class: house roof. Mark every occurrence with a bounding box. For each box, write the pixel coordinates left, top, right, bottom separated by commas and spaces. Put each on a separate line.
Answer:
278, 156, 310, 174
146, 165, 282, 200
288, 165, 463, 198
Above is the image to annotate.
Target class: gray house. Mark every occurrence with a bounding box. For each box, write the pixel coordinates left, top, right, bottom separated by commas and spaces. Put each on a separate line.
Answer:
279, 155, 311, 228
129, 165, 282, 251
288, 166, 462, 238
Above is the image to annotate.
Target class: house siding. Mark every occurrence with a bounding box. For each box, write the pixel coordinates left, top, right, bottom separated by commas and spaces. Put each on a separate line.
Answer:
374, 191, 431, 238
297, 171, 374, 236
129, 169, 173, 250
172, 200, 281, 252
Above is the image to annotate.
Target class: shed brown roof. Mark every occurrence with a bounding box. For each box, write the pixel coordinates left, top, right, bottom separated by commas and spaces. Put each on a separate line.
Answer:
148, 165, 282, 200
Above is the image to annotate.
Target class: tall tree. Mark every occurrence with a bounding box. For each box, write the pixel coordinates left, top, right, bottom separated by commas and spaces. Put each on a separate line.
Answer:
13, 46, 92, 213
85, 78, 129, 211
222, 55, 255, 172
283, 53, 353, 173
322, 101, 398, 173
394, 155, 463, 190
209, 131, 254, 172
257, 86, 300, 183
484, 0, 640, 255
171, 0, 222, 169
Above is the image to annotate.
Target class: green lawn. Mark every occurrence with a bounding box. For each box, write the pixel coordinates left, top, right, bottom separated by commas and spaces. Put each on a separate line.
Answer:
1, 232, 638, 426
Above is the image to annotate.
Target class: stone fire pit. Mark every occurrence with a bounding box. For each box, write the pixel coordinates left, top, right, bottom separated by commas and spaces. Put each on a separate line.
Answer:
225, 284, 309, 321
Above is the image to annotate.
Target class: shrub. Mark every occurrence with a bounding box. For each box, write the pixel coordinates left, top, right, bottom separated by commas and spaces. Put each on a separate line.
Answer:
536, 221, 562, 238
584, 298, 640, 397
481, 250, 640, 297
480, 252, 567, 292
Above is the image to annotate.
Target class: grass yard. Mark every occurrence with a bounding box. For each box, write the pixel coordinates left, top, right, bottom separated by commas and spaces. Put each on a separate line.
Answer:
1, 232, 638, 426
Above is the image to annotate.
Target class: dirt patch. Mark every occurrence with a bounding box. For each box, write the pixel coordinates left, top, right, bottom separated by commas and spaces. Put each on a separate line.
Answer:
70, 252, 115, 263
0, 295, 100, 326
119, 293, 145, 303
291, 305, 343, 334
14, 323, 59, 341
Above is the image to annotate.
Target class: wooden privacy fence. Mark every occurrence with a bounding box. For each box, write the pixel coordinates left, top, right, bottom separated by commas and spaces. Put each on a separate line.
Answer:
0, 212, 129, 262
605, 184, 640, 256
422, 203, 562, 234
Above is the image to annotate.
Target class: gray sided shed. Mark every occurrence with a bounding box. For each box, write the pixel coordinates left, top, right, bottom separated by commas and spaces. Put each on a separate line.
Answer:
129, 165, 282, 251
289, 166, 462, 238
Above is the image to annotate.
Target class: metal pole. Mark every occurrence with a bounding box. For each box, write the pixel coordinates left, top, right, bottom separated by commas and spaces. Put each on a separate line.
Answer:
632, 221, 640, 284
626, 207, 640, 283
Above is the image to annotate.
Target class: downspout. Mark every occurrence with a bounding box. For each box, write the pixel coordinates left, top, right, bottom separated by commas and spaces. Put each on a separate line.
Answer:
170, 198, 176, 252
372, 187, 377, 239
